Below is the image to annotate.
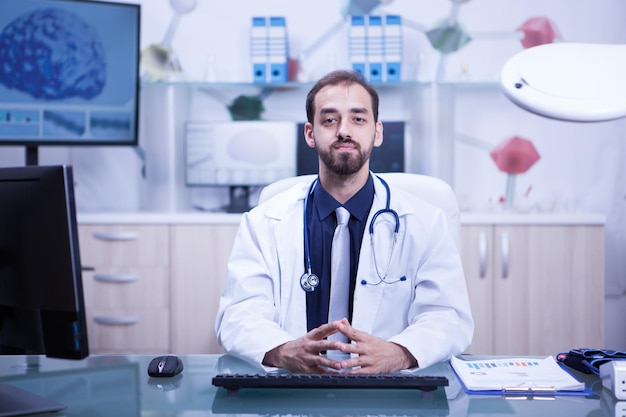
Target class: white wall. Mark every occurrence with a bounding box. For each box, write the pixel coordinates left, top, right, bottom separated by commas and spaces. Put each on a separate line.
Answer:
1, 0, 624, 348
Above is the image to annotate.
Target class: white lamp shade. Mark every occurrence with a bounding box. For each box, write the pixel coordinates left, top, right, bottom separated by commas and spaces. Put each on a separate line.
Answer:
500, 42, 626, 122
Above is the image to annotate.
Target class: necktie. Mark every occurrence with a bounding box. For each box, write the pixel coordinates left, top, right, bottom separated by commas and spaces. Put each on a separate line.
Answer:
328, 206, 350, 342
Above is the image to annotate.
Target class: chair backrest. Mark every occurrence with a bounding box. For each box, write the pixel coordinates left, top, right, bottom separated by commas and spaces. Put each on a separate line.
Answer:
259, 172, 461, 250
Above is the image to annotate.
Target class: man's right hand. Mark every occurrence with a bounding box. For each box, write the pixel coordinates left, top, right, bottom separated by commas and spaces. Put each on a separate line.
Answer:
262, 321, 346, 373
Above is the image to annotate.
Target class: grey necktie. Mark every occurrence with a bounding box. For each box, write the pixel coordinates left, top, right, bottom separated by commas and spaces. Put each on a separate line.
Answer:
328, 206, 350, 342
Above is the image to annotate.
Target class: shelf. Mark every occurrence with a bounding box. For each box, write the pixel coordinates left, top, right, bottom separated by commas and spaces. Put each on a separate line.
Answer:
140, 79, 500, 89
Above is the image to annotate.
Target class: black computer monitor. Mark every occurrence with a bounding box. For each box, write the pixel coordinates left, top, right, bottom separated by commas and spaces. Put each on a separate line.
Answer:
0, 0, 141, 165
0, 165, 89, 416
296, 121, 406, 175
0, 165, 89, 360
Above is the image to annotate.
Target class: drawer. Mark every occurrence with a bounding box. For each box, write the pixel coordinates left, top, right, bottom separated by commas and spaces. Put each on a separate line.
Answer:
78, 225, 169, 267
81, 267, 168, 309
86, 308, 169, 353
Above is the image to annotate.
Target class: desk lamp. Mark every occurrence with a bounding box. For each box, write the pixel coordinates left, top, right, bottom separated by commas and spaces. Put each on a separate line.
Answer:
500, 42, 626, 122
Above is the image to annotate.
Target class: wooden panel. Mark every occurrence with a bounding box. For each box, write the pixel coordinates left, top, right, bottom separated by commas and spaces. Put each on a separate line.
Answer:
169, 224, 239, 354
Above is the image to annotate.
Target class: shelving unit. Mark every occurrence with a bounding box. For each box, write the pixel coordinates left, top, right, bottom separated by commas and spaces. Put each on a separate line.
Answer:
137, 79, 501, 213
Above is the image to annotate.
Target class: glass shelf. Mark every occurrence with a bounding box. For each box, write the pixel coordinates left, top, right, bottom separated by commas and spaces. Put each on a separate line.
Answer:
140, 79, 500, 89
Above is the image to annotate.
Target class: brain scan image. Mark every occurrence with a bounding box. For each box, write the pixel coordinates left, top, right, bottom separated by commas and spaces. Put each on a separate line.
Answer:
0, 7, 106, 100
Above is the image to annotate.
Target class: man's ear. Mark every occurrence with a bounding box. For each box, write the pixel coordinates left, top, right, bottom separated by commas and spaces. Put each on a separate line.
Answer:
304, 122, 316, 148
374, 120, 384, 147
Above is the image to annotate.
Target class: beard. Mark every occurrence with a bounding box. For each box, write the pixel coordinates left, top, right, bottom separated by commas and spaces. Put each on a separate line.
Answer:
318, 138, 373, 176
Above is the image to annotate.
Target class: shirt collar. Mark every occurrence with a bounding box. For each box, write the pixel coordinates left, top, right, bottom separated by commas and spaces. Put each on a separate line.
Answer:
313, 174, 374, 222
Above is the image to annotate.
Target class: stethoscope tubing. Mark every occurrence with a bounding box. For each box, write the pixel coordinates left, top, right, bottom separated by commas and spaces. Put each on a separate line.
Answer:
300, 175, 401, 292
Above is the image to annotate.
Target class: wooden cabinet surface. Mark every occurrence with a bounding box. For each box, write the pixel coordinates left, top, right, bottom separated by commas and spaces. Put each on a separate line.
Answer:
78, 224, 170, 354
461, 224, 605, 356
169, 224, 239, 354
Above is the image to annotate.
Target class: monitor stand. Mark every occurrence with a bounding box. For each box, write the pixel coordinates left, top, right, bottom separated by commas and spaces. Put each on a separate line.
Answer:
25, 145, 39, 166
0, 383, 66, 417
225, 186, 252, 213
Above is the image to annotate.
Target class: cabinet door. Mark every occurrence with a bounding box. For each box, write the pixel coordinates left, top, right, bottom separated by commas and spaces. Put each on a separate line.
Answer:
170, 224, 239, 354
462, 224, 605, 356
498, 225, 604, 355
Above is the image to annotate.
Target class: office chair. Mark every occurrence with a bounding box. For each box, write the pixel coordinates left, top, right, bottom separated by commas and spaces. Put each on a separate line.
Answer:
259, 172, 461, 250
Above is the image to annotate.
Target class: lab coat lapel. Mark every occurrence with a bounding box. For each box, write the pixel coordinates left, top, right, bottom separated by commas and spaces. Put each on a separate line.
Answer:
268, 185, 309, 334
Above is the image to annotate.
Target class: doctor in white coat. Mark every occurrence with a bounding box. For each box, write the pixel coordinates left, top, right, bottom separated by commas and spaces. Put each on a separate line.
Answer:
215, 70, 473, 374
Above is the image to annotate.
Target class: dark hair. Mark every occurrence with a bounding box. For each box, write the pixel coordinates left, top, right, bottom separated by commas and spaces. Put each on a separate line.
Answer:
305, 70, 380, 124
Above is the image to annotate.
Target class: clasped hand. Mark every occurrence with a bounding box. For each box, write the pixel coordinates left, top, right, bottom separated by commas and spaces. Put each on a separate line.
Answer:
262, 318, 417, 374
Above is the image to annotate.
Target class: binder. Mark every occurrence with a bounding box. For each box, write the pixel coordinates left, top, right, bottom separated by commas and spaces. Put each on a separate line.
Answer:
383, 15, 402, 82
349, 15, 367, 78
366, 15, 383, 82
450, 356, 592, 396
250, 17, 268, 83
268, 17, 288, 83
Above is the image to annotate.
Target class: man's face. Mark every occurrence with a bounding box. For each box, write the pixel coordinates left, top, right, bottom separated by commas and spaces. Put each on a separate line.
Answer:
304, 83, 383, 176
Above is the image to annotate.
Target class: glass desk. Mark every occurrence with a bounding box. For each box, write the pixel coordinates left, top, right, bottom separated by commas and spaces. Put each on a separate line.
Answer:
0, 354, 620, 417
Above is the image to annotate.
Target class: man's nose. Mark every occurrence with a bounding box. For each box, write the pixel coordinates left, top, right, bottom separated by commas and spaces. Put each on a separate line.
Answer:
337, 120, 351, 139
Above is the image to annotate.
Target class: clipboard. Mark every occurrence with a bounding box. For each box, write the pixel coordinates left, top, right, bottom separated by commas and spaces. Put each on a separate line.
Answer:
450, 356, 594, 396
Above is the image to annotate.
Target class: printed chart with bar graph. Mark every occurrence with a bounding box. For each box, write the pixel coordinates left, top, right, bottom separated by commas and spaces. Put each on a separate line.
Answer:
450, 356, 585, 392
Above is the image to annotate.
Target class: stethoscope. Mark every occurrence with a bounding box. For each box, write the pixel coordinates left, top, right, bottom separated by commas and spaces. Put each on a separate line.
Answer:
300, 175, 405, 293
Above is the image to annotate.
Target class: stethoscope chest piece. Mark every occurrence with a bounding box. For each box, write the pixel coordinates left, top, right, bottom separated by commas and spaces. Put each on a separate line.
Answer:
300, 272, 319, 292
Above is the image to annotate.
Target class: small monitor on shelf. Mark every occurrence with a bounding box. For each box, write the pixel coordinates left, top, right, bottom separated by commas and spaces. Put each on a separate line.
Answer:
185, 121, 297, 212
0, 0, 141, 165
296, 121, 406, 175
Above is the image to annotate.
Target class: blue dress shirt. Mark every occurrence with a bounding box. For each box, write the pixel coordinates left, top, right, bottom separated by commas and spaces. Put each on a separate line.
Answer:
305, 175, 375, 331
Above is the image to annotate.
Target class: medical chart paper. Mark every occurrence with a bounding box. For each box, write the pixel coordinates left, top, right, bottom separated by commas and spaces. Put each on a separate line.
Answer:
450, 356, 585, 394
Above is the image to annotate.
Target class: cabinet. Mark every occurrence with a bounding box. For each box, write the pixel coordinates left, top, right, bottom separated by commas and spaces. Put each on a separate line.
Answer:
77, 216, 605, 356
461, 223, 605, 356
78, 224, 171, 353
78, 218, 240, 354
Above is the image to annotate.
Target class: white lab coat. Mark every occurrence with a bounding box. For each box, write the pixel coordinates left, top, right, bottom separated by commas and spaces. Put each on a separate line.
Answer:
215, 175, 474, 371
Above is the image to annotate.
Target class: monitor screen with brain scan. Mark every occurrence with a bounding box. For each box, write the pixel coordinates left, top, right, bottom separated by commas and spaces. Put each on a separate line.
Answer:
0, 0, 140, 147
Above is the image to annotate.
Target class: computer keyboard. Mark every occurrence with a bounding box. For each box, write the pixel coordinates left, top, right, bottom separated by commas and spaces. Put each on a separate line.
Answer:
212, 373, 448, 391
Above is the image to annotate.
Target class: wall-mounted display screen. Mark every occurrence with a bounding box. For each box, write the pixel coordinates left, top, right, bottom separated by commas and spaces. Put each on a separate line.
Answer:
0, 0, 140, 147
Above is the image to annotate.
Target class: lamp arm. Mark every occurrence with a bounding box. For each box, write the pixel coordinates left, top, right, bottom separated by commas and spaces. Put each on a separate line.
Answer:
298, 18, 348, 63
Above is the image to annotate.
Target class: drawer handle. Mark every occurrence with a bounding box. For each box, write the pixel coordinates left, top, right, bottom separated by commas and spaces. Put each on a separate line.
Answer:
94, 273, 139, 283
92, 231, 139, 241
501, 231, 510, 279
93, 316, 139, 325
478, 231, 487, 278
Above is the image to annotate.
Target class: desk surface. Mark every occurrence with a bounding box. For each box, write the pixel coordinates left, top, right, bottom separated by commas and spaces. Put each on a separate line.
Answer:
0, 354, 616, 417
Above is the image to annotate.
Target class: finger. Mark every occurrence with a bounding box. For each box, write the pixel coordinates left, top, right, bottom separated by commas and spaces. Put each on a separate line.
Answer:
336, 321, 365, 342
308, 322, 340, 340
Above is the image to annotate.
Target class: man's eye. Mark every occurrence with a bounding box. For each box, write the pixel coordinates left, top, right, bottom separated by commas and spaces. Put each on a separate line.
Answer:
322, 118, 336, 124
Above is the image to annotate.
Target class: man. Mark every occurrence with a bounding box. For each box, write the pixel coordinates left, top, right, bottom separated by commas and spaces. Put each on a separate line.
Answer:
215, 70, 473, 374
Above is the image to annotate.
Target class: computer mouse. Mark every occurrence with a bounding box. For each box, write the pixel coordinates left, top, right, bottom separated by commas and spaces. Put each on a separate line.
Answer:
147, 355, 184, 377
